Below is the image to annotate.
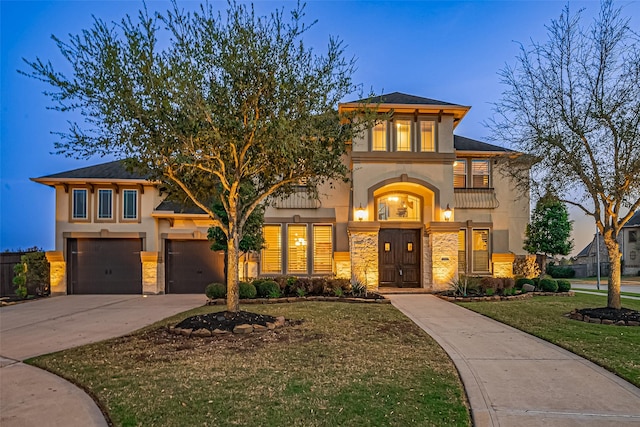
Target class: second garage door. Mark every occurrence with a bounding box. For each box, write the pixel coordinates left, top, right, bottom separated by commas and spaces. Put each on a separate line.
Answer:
165, 240, 225, 294
67, 238, 142, 294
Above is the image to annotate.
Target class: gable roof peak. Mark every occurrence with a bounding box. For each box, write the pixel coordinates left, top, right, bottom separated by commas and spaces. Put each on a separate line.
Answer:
349, 91, 463, 107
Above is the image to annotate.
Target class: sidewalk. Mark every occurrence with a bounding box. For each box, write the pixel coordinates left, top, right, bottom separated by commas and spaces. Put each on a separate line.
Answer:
388, 294, 640, 427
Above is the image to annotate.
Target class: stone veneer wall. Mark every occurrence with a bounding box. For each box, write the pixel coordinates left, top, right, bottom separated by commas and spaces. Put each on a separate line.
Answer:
46, 251, 67, 295
349, 232, 379, 290
422, 234, 432, 289
141, 252, 159, 294
334, 252, 351, 279
430, 232, 458, 291
492, 253, 515, 278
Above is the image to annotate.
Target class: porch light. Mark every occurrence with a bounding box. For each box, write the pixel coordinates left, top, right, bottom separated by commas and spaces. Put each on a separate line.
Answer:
444, 204, 452, 222
355, 204, 366, 221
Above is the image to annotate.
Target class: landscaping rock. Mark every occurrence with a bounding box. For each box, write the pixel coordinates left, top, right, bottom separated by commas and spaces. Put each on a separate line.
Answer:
628, 321, 640, 327
180, 328, 193, 337
213, 328, 230, 334
253, 324, 268, 332
588, 317, 601, 324
233, 324, 254, 334
275, 316, 285, 327
615, 320, 626, 326
193, 328, 212, 337
601, 319, 614, 325
266, 322, 276, 330
522, 284, 535, 292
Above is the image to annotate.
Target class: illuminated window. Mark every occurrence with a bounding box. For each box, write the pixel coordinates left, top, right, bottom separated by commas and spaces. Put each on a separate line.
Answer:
122, 189, 138, 220
372, 122, 387, 151
453, 160, 467, 188
472, 229, 490, 272
261, 225, 282, 274
458, 229, 467, 274
72, 189, 87, 220
420, 120, 435, 152
377, 194, 420, 221
313, 225, 333, 274
472, 160, 490, 188
395, 120, 411, 151
287, 225, 308, 274
98, 189, 113, 219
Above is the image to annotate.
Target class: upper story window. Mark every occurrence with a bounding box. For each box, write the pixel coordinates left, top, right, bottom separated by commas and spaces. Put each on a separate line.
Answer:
122, 189, 138, 220
377, 193, 421, 221
72, 189, 88, 220
420, 120, 435, 152
394, 120, 412, 151
629, 230, 637, 243
97, 189, 113, 219
454, 158, 491, 189
372, 121, 387, 151
472, 160, 490, 188
453, 160, 467, 188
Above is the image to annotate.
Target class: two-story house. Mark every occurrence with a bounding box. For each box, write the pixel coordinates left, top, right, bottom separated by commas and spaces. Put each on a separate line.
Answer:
33, 92, 529, 294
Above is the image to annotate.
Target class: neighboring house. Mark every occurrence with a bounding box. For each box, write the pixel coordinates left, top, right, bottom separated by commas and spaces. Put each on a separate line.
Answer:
572, 233, 610, 277
33, 92, 530, 294
621, 211, 640, 276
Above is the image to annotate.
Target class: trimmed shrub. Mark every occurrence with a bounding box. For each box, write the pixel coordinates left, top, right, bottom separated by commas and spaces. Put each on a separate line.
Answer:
254, 279, 280, 298
557, 279, 571, 292
515, 278, 534, 290
546, 264, 576, 278
480, 277, 503, 294
539, 278, 558, 292
205, 282, 226, 299
239, 282, 257, 299
501, 277, 515, 290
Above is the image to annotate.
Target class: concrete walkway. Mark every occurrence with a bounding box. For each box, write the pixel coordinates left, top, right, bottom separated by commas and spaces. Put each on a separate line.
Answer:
0, 295, 205, 427
388, 294, 640, 427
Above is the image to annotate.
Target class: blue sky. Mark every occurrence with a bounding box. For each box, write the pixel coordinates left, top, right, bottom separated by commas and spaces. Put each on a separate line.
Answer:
2, 0, 639, 254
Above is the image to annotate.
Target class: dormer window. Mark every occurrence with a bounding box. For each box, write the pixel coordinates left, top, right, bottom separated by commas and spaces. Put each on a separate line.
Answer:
372, 121, 387, 151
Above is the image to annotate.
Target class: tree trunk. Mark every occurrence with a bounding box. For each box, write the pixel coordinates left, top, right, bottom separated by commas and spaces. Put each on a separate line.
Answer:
603, 230, 622, 310
226, 222, 240, 313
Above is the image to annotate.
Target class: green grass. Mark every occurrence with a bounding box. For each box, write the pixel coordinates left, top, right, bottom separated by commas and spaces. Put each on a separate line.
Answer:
27, 302, 470, 427
458, 294, 640, 387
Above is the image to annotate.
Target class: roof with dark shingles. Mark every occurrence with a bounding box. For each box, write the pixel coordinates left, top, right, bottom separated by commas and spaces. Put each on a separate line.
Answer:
37, 160, 148, 180
348, 92, 461, 106
155, 201, 207, 215
625, 211, 640, 227
454, 135, 512, 152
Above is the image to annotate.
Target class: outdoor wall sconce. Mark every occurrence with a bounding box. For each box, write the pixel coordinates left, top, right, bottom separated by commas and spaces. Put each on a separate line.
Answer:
444, 204, 452, 222
355, 203, 366, 221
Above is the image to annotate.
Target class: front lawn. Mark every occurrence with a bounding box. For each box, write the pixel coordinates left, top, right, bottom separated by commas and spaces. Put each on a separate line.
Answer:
458, 294, 640, 387
28, 302, 470, 427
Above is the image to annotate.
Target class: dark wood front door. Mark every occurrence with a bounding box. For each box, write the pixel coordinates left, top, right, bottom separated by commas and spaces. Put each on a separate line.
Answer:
379, 229, 421, 287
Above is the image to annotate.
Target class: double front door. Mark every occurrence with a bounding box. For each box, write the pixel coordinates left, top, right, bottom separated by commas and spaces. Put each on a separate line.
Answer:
378, 229, 421, 287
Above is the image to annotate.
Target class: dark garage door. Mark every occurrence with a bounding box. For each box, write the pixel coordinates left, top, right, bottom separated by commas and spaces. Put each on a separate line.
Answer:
67, 238, 142, 294
166, 240, 225, 294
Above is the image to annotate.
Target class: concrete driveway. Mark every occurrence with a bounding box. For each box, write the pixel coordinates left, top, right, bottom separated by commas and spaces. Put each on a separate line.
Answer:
0, 294, 205, 427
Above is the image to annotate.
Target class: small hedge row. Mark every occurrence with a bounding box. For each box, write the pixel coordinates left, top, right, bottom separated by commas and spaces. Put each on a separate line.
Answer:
514, 277, 571, 293
206, 276, 359, 300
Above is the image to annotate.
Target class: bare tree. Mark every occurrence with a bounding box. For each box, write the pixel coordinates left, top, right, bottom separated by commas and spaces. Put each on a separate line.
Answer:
489, 0, 640, 309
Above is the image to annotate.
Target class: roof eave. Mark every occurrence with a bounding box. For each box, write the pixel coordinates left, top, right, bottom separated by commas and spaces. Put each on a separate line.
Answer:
31, 177, 158, 187
339, 102, 471, 121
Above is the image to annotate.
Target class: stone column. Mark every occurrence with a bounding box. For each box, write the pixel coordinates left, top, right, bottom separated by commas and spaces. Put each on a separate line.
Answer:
427, 223, 460, 292
492, 253, 516, 278
347, 222, 380, 290
140, 252, 159, 294
45, 251, 66, 295
422, 232, 433, 290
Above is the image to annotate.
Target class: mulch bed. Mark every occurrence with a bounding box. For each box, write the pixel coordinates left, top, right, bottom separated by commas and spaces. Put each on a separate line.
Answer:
573, 307, 640, 326
175, 311, 277, 332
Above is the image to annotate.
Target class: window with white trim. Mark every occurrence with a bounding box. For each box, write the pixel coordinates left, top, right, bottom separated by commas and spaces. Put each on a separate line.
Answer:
97, 189, 113, 219
72, 189, 88, 220
122, 189, 138, 220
